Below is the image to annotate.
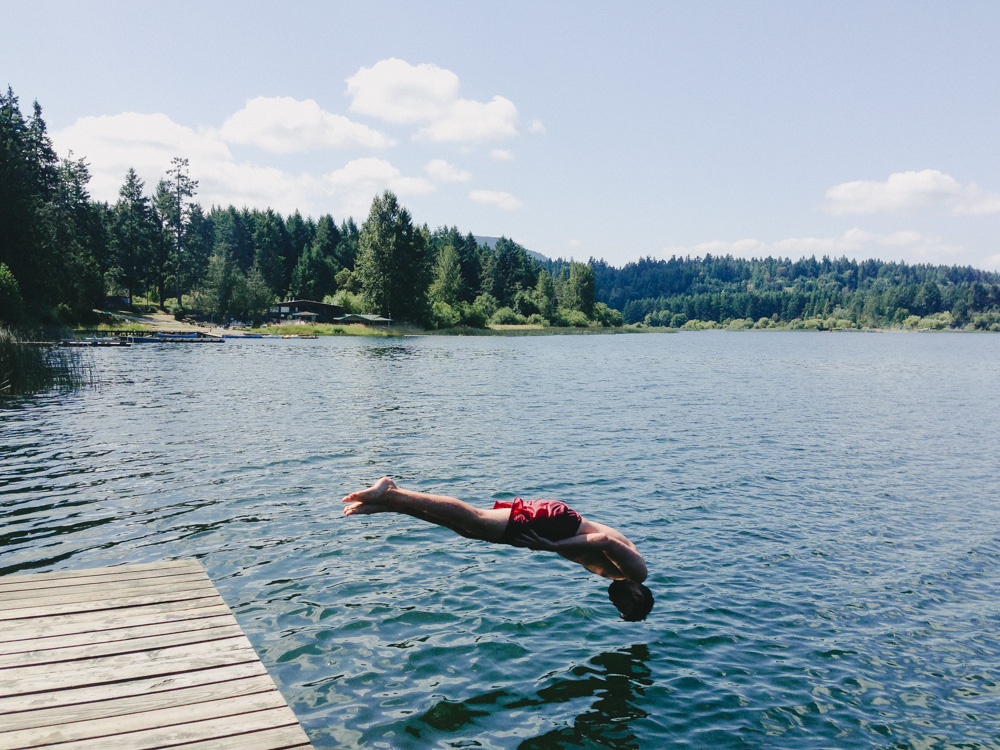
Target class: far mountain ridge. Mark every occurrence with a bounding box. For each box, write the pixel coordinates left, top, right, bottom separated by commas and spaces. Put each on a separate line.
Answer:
474, 235, 550, 265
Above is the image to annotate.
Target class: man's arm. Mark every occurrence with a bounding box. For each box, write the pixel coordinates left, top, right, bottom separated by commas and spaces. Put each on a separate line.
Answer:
512, 530, 648, 583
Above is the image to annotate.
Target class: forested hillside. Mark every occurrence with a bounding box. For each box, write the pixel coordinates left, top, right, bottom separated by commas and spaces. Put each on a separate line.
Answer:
592, 256, 1000, 330
0, 89, 616, 330
3, 86, 1000, 333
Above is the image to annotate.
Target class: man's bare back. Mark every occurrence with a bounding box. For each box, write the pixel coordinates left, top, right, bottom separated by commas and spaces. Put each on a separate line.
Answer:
342, 477, 654, 621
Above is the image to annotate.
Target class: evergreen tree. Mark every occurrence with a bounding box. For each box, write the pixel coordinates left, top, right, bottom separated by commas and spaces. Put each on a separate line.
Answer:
163, 157, 198, 306
428, 244, 462, 306
356, 191, 431, 321
251, 208, 289, 296
110, 168, 156, 305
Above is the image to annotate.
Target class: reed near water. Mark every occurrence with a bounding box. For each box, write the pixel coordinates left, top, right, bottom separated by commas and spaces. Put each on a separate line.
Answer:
0, 327, 91, 398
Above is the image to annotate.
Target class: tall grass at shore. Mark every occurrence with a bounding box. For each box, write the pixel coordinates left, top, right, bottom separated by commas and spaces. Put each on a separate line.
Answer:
0, 327, 91, 399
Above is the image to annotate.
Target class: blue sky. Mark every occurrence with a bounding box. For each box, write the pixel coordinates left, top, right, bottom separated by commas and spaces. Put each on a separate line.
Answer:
6, 1, 1000, 270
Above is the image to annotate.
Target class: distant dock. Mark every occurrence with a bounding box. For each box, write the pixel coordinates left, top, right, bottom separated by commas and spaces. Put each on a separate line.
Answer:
61, 330, 224, 346
0, 559, 313, 749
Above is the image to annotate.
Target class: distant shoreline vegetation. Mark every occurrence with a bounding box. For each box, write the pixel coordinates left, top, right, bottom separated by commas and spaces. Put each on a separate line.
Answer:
3, 86, 1000, 339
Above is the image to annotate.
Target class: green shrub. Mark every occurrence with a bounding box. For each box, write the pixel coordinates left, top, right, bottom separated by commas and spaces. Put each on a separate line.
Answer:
473, 293, 499, 319
431, 301, 461, 329
458, 302, 489, 328
554, 309, 590, 328
490, 306, 526, 325
681, 319, 718, 330
592, 302, 624, 327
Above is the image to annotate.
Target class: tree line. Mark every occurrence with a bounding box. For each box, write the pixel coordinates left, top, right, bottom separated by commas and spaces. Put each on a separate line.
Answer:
593, 254, 1000, 330
4, 87, 1000, 334
0, 88, 616, 330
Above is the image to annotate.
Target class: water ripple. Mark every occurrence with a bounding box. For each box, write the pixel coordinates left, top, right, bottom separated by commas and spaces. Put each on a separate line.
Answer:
3, 333, 1000, 747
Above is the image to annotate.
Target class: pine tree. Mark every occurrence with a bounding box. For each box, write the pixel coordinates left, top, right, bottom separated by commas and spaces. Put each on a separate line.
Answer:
356, 191, 431, 321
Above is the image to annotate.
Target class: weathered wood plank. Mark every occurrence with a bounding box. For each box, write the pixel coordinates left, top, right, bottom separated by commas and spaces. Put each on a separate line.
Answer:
0, 576, 216, 608
0, 560, 313, 749
0, 690, 291, 747
0, 588, 224, 622
5, 707, 309, 750
0, 661, 269, 715
0, 600, 231, 643
0, 569, 209, 596
0, 673, 280, 733
0, 560, 200, 587
0, 573, 212, 607
0, 612, 236, 656
163, 724, 314, 749
0, 635, 259, 696
0, 622, 245, 669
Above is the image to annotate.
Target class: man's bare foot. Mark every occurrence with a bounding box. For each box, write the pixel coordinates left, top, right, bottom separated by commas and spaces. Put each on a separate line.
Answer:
342, 476, 398, 515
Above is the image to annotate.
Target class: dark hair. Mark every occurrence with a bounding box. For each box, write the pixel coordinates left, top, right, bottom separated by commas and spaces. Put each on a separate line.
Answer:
608, 580, 654, 622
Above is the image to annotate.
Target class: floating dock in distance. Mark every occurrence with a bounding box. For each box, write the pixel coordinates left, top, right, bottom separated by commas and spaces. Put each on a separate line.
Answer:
0, 559, 313, 749
58, 338, 132, 347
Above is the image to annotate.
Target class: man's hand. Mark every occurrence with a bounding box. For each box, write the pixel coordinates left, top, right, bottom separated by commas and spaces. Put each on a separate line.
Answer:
510, 529, 558, 552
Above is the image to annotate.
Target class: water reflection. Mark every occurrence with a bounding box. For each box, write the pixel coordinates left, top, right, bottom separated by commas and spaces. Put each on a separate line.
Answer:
518, 645, 652, 749
398, 644, 652, 748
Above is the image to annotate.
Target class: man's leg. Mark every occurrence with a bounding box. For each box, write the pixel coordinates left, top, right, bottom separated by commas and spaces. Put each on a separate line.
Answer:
342, 477, 509, 542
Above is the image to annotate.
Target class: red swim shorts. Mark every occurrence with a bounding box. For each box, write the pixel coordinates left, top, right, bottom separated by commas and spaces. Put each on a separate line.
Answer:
494, 498, 582, 544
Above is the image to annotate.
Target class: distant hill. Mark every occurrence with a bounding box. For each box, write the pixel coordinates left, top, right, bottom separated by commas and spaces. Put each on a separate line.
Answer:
474, 235, 550, 264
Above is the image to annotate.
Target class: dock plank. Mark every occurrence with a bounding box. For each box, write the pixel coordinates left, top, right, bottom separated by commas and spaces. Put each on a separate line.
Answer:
0, 573, 212, 603
0, 601, 232, 643
0, 622, 246, 668
0, 612, 236, 656
0, 560, 314, 749
0, 661, 269, 715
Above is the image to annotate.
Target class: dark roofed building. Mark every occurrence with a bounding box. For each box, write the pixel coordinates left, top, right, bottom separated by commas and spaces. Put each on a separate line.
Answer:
269, 299, 343, 324
338, 313, 392, 326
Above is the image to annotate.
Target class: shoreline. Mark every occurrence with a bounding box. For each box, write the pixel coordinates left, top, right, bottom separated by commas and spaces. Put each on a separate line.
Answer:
81, 311, 995, 338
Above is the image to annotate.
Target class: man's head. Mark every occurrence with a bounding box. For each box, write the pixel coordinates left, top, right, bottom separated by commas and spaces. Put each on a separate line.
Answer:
608, 580, 654, 621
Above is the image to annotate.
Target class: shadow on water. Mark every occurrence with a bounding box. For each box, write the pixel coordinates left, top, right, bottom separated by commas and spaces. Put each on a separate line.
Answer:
400, 644, 652, 749
359, 344, 417, 361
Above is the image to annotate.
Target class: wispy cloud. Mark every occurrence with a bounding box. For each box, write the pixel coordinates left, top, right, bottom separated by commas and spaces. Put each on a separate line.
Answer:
214, 96, 393, 152
325, 158, 434, 219
424, 158, 472, 182
469, 189, 523, 211
53, 112, 428, 218
824, 170, 1000, 216
346, 58, 519, 143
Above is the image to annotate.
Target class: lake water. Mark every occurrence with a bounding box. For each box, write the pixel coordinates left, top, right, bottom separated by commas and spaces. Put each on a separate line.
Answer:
3, 332, 1000, 748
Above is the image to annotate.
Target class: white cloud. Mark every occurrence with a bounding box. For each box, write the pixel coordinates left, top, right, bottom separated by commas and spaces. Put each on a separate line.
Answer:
824, 170, 1000, 216
325, 158, 434, 218
346, 58, 520, 143
53, 112, 233, 202
661, 229, 964, 266
469, 189, 523, 211
215, 96, 394, 152
424, 158, 471, 182
982, 254, 1000, 272
346, 58, 459, 123
415, 95, 518, 143
491, 148, 514, 161
52, 110, 431, 219
528, 119, 546, 134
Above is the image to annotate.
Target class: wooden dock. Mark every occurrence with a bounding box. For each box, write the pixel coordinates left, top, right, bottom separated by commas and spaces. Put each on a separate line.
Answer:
0, 560, 313, 749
